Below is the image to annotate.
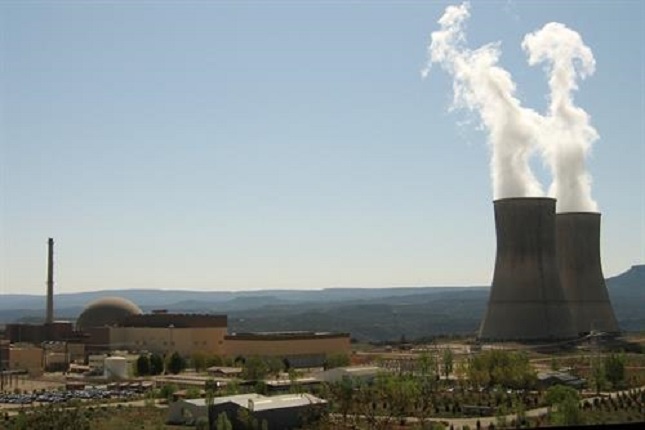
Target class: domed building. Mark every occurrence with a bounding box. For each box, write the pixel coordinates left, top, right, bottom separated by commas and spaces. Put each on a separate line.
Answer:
76, 296, 142, 331
77, 296, 350, 367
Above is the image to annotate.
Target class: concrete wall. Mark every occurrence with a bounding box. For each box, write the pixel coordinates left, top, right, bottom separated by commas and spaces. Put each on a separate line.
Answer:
67, 343, 86, 363
224, 334, 350, 360
5, 322, 73, 344
0, 341, 9, 370
109, 326, 227, 356
9, 345, 44, 376
121, 313, 227, 328
44, 352, 68, 371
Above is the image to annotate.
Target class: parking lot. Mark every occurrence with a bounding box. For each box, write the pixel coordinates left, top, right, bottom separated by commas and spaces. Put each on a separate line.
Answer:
0, 386, 142, 406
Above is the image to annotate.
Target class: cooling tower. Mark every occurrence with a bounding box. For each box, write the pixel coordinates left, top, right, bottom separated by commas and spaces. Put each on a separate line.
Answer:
46, 238, 54, 324
479, 198, 576, 341
556, 212, 619, 335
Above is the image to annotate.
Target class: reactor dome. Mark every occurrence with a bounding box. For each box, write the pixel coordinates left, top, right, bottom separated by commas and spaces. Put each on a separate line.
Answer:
76, 296, 142, 331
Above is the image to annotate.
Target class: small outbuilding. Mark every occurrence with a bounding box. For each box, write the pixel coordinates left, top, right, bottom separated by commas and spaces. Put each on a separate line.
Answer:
537, 371, 586, 389
313, 365, 382, 384
207, 366, 243, 378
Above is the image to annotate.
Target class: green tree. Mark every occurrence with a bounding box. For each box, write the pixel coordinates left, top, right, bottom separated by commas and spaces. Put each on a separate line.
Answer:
224, 379, 240, 395
167, 351, 187, 375
418, 353, 437, 379
386, 374, 420, 426
185, 386, 201, 399
265, 356, 284, 378
590, 355, 607, 394
136, 354, 150, 376
326, 353, 350, 369
255, 381, 268, 395
604, 353, 626, 388
206, 354, 225, 367
328, 377, 356, 426
467, 350, 535, 389
550, 356, 560, 371
216, 412, 233, 430
192, 351, 208, 372
242, 356, 269, 380
159, 383, 178, 401
545, 385, 583, 426
442, 349, 454, 377
149, 353, 165, 375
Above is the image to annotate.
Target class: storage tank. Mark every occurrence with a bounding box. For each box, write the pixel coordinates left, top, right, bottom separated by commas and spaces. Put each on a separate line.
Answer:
478, 197, 577, 341
104, 356, 128, 380
556, 212, 620, 335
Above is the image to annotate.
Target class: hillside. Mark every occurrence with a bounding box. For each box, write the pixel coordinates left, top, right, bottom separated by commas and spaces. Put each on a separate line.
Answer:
606, 265, 645, 332
1, 265, 642, 342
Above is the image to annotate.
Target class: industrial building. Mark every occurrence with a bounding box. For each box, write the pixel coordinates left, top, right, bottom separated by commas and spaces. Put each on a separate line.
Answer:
77, 298, 350, 367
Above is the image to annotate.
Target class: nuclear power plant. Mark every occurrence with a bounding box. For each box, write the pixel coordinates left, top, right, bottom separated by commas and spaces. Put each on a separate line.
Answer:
556, 212, 620, 335
478, 198, 619, 341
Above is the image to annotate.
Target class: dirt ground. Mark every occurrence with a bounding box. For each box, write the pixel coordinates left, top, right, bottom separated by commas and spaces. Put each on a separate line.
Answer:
0, 374, 65, 396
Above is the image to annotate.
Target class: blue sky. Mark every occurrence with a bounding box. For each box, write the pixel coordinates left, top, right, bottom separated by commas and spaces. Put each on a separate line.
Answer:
1, 1, 643, 294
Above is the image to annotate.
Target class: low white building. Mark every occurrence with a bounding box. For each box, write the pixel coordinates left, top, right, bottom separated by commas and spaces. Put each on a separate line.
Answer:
313, 366, 382, 384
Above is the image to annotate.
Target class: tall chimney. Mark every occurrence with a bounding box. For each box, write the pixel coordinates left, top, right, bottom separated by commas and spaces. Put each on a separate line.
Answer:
46, 238, 54, 324
478, 198, 576, 341
556, 213, 620, 335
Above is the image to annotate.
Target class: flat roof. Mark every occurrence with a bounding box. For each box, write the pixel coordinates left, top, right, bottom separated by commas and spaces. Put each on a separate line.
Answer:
248, 394, 326, 411
207, 366, 242, 374
226, 331, 349, 341
265, 377, 319, 386
182, 393, 327, 411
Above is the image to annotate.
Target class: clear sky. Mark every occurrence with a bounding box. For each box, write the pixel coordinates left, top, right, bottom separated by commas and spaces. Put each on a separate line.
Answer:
1, 1, 643, 294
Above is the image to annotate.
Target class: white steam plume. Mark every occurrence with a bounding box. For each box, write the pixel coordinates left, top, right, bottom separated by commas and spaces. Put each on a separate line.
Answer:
522, 23, 599, 212
423, 2, 544, 199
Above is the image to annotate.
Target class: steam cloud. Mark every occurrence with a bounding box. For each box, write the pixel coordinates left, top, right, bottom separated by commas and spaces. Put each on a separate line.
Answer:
523, 23, 599, 212
424, 2, 599, 212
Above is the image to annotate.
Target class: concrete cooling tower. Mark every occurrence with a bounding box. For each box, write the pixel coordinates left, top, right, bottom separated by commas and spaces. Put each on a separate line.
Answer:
479, 197, 577, 341
556, 212, 620, 335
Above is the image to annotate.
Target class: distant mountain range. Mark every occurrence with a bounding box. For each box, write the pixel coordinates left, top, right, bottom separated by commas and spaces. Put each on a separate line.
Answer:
1, 265, 643, 342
